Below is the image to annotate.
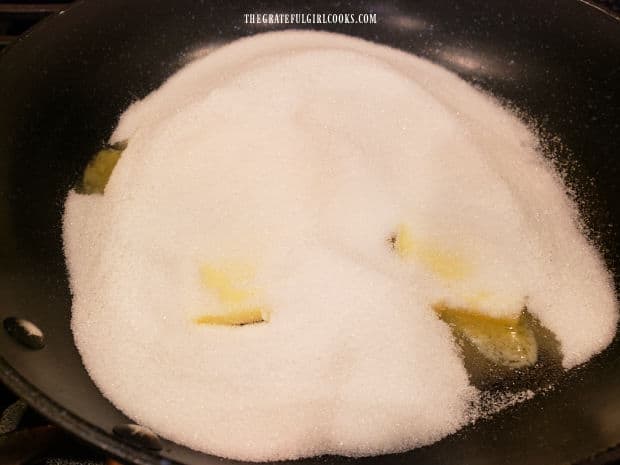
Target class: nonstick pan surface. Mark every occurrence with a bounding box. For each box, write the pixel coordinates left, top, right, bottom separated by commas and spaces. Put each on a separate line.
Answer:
0, 1, 619, 464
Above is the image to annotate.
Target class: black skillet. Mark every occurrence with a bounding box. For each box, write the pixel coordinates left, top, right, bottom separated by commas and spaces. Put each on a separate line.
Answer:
0, 1, 619, 464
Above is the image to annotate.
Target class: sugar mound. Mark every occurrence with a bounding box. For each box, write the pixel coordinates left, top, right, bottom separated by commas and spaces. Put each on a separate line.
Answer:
63, 31, 618, 461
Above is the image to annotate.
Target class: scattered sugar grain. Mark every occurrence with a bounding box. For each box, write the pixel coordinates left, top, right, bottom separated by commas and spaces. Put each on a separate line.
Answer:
473, 390, 537, 420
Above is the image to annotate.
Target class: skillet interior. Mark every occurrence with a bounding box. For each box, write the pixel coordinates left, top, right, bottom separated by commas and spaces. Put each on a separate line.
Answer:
0, 1, 619, 464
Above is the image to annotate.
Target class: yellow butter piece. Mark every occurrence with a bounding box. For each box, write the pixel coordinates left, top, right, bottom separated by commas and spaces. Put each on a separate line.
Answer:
434, 303, 538, 368
392, 224, 470, 280
196, 262, 269, 326
194, 308, 268, 326
81, 143, 125, 194
200, 263, 255, 304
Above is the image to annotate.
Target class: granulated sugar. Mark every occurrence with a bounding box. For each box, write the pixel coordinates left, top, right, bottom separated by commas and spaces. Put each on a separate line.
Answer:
63, 31, 618, 461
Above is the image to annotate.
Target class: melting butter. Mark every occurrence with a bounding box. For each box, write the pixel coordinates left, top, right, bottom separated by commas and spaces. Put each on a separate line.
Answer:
392, 224, 470, 280
81, 141, 126, 194
200, 263, 255, 305
434, 304, 538, 368
194, 308, 268, 326
196, 262, 269, 326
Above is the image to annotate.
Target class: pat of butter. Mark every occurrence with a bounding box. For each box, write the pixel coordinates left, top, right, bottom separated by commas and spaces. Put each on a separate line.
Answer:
194, 308, 269, 326
81, 146, 123, 194
200, 263, 255, 304
393, 224, 470, 280
433, 303, 538, 368
196, 262, 270, 326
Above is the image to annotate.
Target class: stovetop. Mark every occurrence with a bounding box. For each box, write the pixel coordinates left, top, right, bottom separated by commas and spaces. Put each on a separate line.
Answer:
0, 1, 619, 464
0, 382, 108, 464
